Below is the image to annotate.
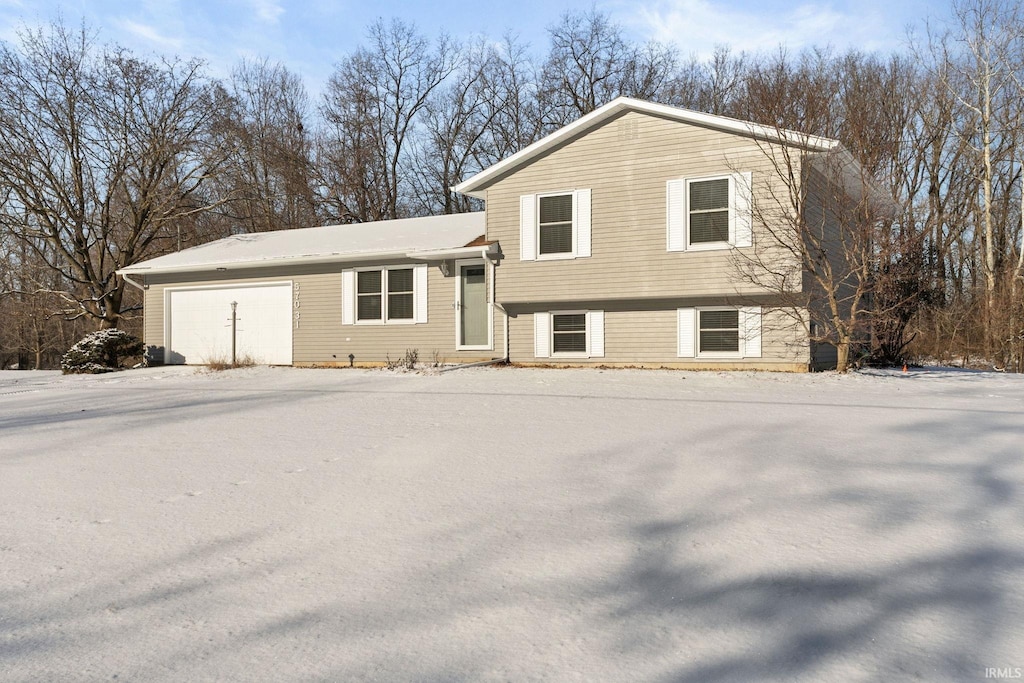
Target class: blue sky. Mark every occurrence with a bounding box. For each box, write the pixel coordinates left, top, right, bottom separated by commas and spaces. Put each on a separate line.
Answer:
0, 0, 951, 97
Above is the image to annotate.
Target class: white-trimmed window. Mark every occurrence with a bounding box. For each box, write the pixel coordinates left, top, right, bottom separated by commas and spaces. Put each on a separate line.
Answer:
342, 265, 427, 325
386, 268, 414, 320
520, 189, 591, 261
357, 270, 384, 321
677, 306, 762, 358
698, 308, 740, 354
552, 312, 587, 353
689, 178, 730, 245
667, 172, 752, 251
534, 310, 604, 358
539, 194, 574, 256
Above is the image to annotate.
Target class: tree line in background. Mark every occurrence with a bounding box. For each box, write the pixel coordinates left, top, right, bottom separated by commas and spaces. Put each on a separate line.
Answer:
1, 0, 1022, 371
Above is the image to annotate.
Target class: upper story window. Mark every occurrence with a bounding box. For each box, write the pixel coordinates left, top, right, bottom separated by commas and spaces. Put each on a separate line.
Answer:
519, 189, 591, 261
688, 178, 730, 245
667, 172, 752, 252
539, 194, 574, 256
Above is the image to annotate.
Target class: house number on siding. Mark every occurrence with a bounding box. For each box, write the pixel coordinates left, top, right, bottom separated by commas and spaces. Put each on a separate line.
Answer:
293, 282, 301, 329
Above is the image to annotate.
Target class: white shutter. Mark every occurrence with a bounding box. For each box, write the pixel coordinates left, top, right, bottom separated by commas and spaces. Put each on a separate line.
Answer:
575, 188, 592, 258
341, 269, 355, 325
520, 194, 537, 261
667, 179, 686, 251
677, 307, 696, 357
534, 312, 551, 358
588, 309, 604, 357
414, 264, 428, 323
732, 171, 753, 248
741, 305, 762, 357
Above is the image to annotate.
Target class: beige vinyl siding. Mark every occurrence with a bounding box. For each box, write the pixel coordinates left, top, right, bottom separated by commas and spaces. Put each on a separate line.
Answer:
483, 110, 802, 303
509, 302, 808, 369
143, 258, 501, 365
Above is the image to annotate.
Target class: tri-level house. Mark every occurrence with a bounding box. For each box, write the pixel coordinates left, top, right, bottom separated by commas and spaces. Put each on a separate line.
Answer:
119, 97, 863, 371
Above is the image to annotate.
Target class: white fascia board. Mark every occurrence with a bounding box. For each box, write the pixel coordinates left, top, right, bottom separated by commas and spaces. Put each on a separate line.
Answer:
116, 249, 414, 277
453, 97, 839, 197
405, 244, 499, 261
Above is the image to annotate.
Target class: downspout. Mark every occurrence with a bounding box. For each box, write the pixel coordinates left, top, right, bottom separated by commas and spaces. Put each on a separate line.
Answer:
490, 258, 509, 363
120, 272, 150, 364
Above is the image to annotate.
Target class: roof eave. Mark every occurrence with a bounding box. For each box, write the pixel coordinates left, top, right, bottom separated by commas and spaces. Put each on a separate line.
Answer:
117, 248, 416, 278
405, 243, 500, 261
453, 97, 839, 196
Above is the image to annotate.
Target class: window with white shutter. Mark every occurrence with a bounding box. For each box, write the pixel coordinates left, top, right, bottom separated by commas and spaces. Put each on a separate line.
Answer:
666, 173, 754, 252
535, 309, 604, 358
679, 306, 762, 358
689, 179, 730, 244
520, 189, 592, 260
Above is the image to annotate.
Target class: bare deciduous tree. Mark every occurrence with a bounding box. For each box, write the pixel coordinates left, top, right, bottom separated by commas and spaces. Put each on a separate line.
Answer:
541, 9, 677, 125
319, 19, 457, 222
919, 0, 1024, 360
0, 22, 228, 329
732, 137, 899, 372
216, 58, 318, 234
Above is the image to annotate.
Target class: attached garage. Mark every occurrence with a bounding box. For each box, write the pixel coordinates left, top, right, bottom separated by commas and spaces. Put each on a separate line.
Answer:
117, 213, 493, 367
165, 282, 293, 365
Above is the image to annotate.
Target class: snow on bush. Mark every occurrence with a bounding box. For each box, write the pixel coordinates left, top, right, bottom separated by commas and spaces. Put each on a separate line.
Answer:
61, 329, 145, 374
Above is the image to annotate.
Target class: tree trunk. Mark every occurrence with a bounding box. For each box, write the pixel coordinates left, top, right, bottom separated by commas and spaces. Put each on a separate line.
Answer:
836, 339, 850, 373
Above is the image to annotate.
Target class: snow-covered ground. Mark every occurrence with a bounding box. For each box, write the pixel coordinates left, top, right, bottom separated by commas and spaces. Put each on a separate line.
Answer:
1, 365, 1022, 682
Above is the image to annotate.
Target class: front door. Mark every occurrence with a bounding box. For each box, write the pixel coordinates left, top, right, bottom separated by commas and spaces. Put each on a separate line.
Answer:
457, 261, 488, 348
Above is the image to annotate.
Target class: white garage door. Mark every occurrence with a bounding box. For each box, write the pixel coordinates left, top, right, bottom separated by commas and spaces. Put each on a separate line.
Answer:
166, 283, 293, 365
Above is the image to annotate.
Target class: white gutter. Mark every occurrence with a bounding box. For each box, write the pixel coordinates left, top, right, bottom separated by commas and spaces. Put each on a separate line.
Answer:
121, 272, 147, 291
404, 244, 499, 261
117, 249, 427, 278
116, 243, 502, 279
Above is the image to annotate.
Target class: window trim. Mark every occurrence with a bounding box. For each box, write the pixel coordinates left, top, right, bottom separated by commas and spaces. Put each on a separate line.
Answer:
695, 306, 742, 358
354, 265, 418, 325
536, 191, 578, 261
686, 174, 734, 251
668, 172, 752, 253
549, 309, 590, 357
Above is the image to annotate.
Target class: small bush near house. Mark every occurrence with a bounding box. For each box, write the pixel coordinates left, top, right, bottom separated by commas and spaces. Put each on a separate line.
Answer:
61, 329, 145, 374
385, 349, 419, 371
205, 354, 258, 371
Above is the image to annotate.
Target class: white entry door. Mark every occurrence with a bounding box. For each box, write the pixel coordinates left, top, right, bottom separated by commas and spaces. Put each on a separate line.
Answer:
456, 261, 489, 349
166, 283, 293, 365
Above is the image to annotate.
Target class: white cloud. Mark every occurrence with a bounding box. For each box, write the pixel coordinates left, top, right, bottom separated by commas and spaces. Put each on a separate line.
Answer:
248, 0, 285, 24
112, 18, 184, 51
621, 0, 898, 57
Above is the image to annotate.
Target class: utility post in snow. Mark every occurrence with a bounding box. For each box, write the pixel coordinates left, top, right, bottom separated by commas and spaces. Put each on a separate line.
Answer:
230, 301, 238, 366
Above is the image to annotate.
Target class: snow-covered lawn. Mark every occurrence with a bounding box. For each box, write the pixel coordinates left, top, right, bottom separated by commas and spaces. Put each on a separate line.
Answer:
2, 366, 1022, 682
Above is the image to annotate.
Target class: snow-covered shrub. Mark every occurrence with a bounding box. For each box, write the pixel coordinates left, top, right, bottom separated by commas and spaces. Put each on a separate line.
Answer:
61, 329, 145, 374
